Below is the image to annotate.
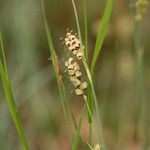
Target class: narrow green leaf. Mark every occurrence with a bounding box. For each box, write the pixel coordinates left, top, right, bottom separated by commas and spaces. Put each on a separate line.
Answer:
91, 0, 115, 76
73, 104, 86, 150
0, 33, 9, 80
71, 0, 106, 149
0, 34, 29, 150
88, 0, 115, 145
40, 0, 73, 145
84, 0, 88, 61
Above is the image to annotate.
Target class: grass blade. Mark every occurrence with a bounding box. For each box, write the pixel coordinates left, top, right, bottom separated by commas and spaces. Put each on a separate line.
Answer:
88, 0, 115, 144
84, 0, 88, 61
71, 0, 106, 149
83, 0, 93, 143
0, 34, 9, 80
130, 0, 147, 146
73, 104, 86, 150
0, 33, 29, 150
91, 0, 115, 76
40, 0, 73, 145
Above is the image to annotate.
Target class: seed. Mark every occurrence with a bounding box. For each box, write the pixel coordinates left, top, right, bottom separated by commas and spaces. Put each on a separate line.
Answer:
72, 50, 78, 55
74, 64, 80, 71
75, 71, 82, 78
65, 40, 70, 46
65, 61, 69, 67
70, 76, 81, 86
68, 65, 74, 70
76, 51, 83, 59
83, 95, 87, 101
68, 57, 74, 63
75, 89, 83, 96
68, 69, 75, 76
68, 45, 74, 51
80, 82, 87, 90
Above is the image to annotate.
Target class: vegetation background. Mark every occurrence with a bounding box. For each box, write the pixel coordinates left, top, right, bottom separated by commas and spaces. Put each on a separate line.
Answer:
0, 0, 150, 149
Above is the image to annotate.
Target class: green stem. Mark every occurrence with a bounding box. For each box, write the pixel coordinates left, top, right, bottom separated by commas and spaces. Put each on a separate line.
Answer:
71, 0, 106, 149
91, 0, 115, 77
84, 0, 89, 61
0, 36, 29, 150
131, 0, 147, 146
40, 0, 73, 145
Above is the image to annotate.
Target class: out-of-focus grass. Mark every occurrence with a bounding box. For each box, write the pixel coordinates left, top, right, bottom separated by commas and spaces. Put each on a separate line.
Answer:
0, 33, 29, 150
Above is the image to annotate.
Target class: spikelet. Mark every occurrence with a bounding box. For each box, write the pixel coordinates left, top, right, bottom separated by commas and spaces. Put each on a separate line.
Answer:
63, 29, 87, 101
65, 56, 87, 101
135, 0, 148, 22
64, 29, 83, 60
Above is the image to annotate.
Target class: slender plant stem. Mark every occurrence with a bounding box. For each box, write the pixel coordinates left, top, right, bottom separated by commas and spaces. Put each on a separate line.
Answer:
131, 0, 147, 146
71, 0, 106, 149
84, 0, 89, 61
0, 34, 29, 150
83, 0, 93, 143
91, 0, 115, 77
40, 0, 73, 145
0, 34, 9, 80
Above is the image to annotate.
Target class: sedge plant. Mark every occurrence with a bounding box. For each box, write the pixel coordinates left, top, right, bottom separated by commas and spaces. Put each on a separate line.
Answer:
40, 0, 115, 149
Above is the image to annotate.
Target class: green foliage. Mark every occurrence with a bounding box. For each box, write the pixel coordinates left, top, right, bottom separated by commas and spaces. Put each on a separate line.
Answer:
0, 33, 29, 150
91, 0, 115, 76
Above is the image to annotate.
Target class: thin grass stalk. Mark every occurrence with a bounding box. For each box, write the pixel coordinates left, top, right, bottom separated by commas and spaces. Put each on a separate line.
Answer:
88, 0, 115, 145
40, 0, 73, 145
73, 103, 86, 150
84, 0, 89, 61
83, 0, 93, 143
130, 0, 147, 146
71, 0, 106, 149
91, 0, 115, 76
0, 34, 29, 150
0, 34, 9, 80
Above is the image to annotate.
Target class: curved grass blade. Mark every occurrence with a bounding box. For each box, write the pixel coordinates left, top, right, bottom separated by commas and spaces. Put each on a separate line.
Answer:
71, 0, 106, 149
88, 0, 115, 144
73, 104, 86, 150
130, 0, 147, 146
40, 0, 73, 145
0, 33, 29, 150
84, 0, 88, 61
91, 0, 115, 76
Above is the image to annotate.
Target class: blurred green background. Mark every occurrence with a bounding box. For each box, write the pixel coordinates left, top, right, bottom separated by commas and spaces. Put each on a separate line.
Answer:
0, 0, 150, 149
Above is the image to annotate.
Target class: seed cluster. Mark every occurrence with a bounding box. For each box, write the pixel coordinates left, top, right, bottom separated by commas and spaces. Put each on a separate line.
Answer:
64, 30, 83, 60
63, 30, 87, 101
135, 0, 148, 22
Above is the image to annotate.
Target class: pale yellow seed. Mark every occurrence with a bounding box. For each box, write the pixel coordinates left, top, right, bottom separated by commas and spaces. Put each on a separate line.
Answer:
72, 50, 78, 55
76, 51, 83, 59
66, 32, 71, 37
65, 61, 69, 67
68, 57, 74, 63
69, 35, 76, 39
74, 39, 80, 45
73, 43, 80, 49
80, 82, 87, 90
65, 38, 69, 42
70, 76, 81, 86
83, 95, 87, 101
68, 45, 74, 51
65, 40, 70, 46
75, 71, 82, 78
68, 65, 74, 70
74, 64, 80, 71
75, 89, 83, 96
72, 62, 78, 67
93, 144, 100, 150
68, 69, 75, 76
